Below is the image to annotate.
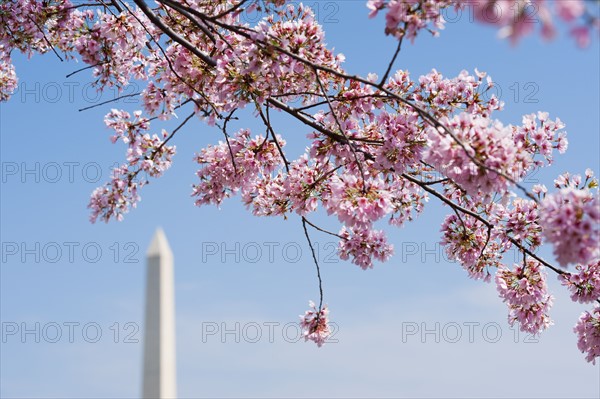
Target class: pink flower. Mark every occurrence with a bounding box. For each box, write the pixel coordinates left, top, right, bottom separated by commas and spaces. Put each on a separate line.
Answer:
559, 260, 600, 303
570, 26, 591, 48
574, 306, 600, 364
338, 226, 393, 270
192, 129, 284, 207
424, 113, 526, 196
322, 174, 393, 229
0, 54, 18, 102
492, 198, 542, 251
555, 0, 585, 22
441, 214, 500, 281
495, 259, 554, 335
366, 0, 385, 18
299, 301, 330, 347
386, 1, 455, 42
540, 186, 600, 267
89, 109, 175, 223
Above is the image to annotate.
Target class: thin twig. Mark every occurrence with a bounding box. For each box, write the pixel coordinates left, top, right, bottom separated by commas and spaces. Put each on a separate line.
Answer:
302, 217, 324, 312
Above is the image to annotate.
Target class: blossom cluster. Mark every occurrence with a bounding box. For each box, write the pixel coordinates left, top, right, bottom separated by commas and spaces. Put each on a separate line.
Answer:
299, 301, 331, 347
495, 260, 554, 335
338, 226, 394, 270
574, 307, 600, 364
372, 110, 426, 173
2, 0, 599, 355
192, 129, 284, 207
88, 109, 176, 223
559, 260, 600, 304
410, 68, 503, 119
0, 47, 17, 101
367, 0, 456, 41
368, 1, 599, 46
540, 183, 600, 267
512, 112, 568, 170
471, 0, 599, 46
492, 198, 541, 252
424, 113, 524, 197
441, 213, 499, 281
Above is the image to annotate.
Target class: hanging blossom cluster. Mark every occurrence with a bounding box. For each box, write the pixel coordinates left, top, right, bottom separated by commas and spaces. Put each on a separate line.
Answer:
192, 129, 284, 207
368, 1, 599, 46
513, 112, 568, 168
496, 259, 554, 335
559, 260, 600, 304
539, 172, 600, 267
0, 45, 16, 102
299, 301, 331, 347
491, 198, 542, 252
367, 0, 457, 41
338, 226, 394, 270
574, 307, 600, 364
1, 0, 599, 358
424, 113, 525, 196
471, 0, 599, 46
0, 0, 71, 99
88, 109, 176, 223
410, 68, 503, 119
441, 213, 500, 282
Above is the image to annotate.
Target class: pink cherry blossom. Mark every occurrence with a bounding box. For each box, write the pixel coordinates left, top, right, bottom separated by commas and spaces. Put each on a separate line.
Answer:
540, 184, 600, 267
322, 173, 393, 229
370, 0, 456, 42
441, 213, 499, 281
0, 51, 17, 101
192, 129, 284, 207
370, 1, 598, 46
88, 109, 175, 223
496, 259, 554, 335
424, 113, 526, 196
559, 260, 600, 304
574, 306, 600, 364
338, 226, 393, 270
299, 301, 331, 347
2, 0, 599, 354
492, 198, 542, 251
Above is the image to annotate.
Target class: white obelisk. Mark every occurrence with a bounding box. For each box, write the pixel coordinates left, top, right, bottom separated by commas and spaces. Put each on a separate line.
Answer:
142, 228, 177, 399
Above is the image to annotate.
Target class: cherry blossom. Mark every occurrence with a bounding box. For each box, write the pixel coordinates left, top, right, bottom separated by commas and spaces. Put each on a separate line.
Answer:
441, 213, 500, 282
0, 50, 17, 101
574, 306, 600, 364
367, 0, 456, 41
496, 259, 554, 335
559, 260, 600, 304
191, 129, 284, 207
424, 113, 525, 196
88, 109, 176, 223
1, 0, 599, 355
338, 226, 394, 270
370, 1, 599, 46
492, 198, 542, 252
299, 301, 331, 347
540, 183, 600, 267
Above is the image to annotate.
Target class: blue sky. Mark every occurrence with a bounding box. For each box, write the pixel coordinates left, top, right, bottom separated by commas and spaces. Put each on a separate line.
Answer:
1, 1, 599, 397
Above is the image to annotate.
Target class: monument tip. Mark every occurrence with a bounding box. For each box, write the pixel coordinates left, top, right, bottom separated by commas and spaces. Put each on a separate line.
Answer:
147, 227, 173, 258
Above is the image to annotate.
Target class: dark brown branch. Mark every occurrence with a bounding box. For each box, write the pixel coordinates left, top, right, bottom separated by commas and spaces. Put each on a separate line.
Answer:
78, 92, 141, 112
133, 0, 216, 67
302, 217, 325, 312
379, 35, 403, 87
313, 66, 368, 191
